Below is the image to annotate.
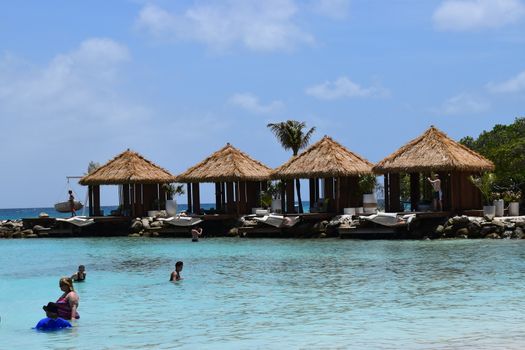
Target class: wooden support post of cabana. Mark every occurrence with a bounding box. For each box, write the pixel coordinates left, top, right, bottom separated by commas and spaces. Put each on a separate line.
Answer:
389, 173, 402, 212
337, 177, 353, 212
410, 173, 420, 211
186, 183, 192, 214
285, 179, 295, 213
246, 181, 259, 211
226, 182, 235, 214
384, 174, 390, 212
93, 185, 101, 216
324, 177, 334, 212
133, 184, 143, 218
237, 181, 248, 215
142, 184, 156, 211
335, 178, 341, 213
309, 178, 316, 209
280, 184, 286, 214
192, 183, 200, 214
220, 182, 226, 212
122, 184, 130, 215
215, 182, 222, 212
88, 186, 93, 216
348, 176, 360, 207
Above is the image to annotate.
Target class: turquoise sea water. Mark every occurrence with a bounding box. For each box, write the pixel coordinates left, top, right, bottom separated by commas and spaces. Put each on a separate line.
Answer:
1, 238, 524, 349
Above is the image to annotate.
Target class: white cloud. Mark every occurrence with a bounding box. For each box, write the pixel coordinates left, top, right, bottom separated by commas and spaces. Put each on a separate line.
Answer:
0, 38, 149, 126
433, 0, 525, 31
309, 0, 350, 19
487, 70, 525, 93
0, 38, 156, 208
305, 76, 388, 100
136, 1, 314, 52
229, 93, 284, 114
439, 93, 490, 115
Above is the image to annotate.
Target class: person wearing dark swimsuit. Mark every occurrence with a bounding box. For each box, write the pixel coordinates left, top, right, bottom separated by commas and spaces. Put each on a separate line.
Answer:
71, 265, 86, 282
170, 261, 183, 281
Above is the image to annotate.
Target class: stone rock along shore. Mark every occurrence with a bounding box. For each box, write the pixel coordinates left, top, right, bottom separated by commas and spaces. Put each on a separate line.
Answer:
0, 217, 169, 239
0, 220, 42, 238
2, 214, 525, 239
127, 215, 166, 237
434, 215, 525, 239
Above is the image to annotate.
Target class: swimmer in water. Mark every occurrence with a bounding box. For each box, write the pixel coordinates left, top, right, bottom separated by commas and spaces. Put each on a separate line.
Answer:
191, 226, 203, 242
71, 265, 86, 282
170, 261, 183, 281
35, 302, 72, 331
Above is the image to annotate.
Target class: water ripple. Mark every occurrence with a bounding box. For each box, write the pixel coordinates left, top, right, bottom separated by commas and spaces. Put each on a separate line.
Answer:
1, 238, 525, 349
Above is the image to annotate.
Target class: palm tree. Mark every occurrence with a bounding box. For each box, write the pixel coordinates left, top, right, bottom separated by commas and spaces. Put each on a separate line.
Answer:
267, 120, 316, 213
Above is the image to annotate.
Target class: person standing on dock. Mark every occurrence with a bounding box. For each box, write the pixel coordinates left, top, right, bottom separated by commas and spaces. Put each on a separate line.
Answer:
68, 190, 76, 217
427, 174, 442, 212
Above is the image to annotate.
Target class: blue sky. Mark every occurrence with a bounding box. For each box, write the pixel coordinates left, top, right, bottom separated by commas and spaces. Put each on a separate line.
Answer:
0, 0, 524, 208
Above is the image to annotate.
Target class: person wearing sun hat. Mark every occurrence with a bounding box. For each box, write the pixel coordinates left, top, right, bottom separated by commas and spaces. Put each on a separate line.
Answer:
34, 302, 72, 331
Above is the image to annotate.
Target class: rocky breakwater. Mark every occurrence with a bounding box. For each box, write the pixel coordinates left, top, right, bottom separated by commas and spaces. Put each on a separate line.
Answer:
128, 216, 167, 237
435, 215, 525, 239
0, 220, 50, 239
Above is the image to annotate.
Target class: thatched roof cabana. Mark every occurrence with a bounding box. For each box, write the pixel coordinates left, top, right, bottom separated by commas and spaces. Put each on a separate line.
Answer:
176, 143, 271, 183
271, 136, 374, 214
374, 126, 494, 213
272, 136, 373, 179
79, 150, 176, 218
373, 126, 494, 174
175, 144, 271, 215
80, 149, 176, 185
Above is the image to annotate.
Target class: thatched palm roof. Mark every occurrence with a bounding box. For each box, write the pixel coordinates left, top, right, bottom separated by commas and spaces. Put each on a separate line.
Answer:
79, 149, 177, 185
373, 126, 495, 173
176, 143, 272, 183
271, 136, 373, 179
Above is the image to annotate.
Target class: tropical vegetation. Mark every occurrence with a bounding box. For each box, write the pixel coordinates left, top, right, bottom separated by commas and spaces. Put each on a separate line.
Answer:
358, 174, 378, 196
86, 161, 100, 175
162, 183, 185, 200
461, 117, 525, 198
267, 120, 316, 213
469, 173, 496, 205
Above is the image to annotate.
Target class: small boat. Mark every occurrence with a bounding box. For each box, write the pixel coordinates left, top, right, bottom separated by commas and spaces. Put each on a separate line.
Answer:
54, 201, 83, 213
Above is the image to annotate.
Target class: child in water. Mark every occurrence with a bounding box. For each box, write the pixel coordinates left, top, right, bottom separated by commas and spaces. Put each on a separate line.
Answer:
35, 302, 72, 331
170, 261, 183, 281
71, 265, 86, 282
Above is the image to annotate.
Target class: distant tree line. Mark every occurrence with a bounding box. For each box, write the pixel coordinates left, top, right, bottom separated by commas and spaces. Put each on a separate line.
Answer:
460, 117, 525, 194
